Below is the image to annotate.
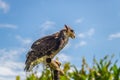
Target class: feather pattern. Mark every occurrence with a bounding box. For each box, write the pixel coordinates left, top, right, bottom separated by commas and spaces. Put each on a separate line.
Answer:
24, 25, 75, 71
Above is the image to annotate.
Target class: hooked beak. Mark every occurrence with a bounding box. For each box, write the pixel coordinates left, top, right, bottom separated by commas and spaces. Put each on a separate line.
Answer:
71, 34, 75, 39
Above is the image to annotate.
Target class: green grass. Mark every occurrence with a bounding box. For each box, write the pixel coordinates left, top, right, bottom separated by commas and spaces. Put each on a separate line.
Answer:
17, 55, 120, 80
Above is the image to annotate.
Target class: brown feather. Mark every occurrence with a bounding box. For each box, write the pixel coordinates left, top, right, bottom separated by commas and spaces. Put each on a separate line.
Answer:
24, 25, 75, 71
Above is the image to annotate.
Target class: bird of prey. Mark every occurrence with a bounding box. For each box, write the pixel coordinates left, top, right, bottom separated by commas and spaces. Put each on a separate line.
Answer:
24, 25, 75, 71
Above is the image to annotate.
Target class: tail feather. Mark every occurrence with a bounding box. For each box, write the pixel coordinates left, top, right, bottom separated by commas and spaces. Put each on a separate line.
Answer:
24, 49, 45, 72
24, 64, 30, 71
24, 50, 36, 71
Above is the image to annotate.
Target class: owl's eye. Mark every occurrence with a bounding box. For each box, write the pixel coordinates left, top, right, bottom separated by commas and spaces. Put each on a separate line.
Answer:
70, 30, 74, 32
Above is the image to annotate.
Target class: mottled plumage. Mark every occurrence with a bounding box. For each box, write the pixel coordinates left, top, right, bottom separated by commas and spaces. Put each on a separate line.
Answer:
24, 25, 75, 71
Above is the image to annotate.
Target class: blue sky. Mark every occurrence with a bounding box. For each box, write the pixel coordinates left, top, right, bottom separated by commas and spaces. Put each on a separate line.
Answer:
0, 0, 120, 80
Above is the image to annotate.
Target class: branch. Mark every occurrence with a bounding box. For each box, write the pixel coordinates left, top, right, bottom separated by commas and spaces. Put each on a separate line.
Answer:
46, 58, 64, 80
53, 70, 59, 80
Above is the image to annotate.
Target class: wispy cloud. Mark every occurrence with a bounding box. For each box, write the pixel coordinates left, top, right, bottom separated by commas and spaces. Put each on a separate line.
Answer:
39, 21, 56, 36
0, 0, 9, 13
79, 41, 87, 47
75, 18, 83, 24
0, 48, 26, 80
0, 61, 25, 80
76, 28, 95, 48
0, 48, 25, 62
78, 28, 95, 38
78, 33, 86, 38
16, 35, 32, 46
108, 32, 120, 40
56, 53, 71, 62
40, 21, 56, 31
0, 24, 17, 29
75, 41, 87, 48
0, 61, 25, 76
87, 28, 95, 37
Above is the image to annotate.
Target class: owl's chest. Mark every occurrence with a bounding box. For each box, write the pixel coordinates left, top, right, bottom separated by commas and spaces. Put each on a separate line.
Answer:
51, 37, 69, 58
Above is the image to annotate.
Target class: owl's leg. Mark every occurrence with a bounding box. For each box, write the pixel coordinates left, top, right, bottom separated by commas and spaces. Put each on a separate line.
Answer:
49, 59, 64, 75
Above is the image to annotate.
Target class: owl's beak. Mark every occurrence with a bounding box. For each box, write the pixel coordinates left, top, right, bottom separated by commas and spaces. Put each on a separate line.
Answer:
71, 34, 75, 39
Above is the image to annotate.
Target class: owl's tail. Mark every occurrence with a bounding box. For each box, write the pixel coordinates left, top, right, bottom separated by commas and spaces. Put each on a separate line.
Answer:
24, 50, 45, 72
24, 50, 36, 72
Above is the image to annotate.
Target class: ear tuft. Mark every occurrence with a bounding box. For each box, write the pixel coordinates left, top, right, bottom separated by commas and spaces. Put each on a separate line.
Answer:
64, 24, 68, 30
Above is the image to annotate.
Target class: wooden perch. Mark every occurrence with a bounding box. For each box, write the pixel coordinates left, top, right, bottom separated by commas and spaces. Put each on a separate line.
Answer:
46, 58, 64, 80
53, 70, 59, 80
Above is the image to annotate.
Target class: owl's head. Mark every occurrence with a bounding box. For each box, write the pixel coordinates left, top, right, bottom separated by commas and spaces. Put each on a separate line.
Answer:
64, 24, 75, 39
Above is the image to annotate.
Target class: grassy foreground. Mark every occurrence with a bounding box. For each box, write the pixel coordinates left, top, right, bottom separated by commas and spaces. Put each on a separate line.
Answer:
16, 55, 120, 80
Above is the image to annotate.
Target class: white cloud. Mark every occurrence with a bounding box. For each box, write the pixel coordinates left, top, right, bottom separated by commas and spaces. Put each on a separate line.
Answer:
0, 24, 17, 29
0, 46, 45, 80
0, 61, 25, 80
40, 21, 56, 31
39, 21, 56, 36
16, 35, 32, 45
78, 33, 86, 38
0, 67, 16, 76
0, 0, 9, 13
76, 28, 95, 48
56, 53, 71, 62
0, 77, 14, 80
79, 41, 87, 46
78, 28, 95, 38
75, 41, 87, 48
0, 62, 24, 76
0, 48, 26, 80
75, 18, 83, 24
87, 28, 95, 37
0, 48, 25, 62
2, 61, 24, 70
108, 32, 120, 40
